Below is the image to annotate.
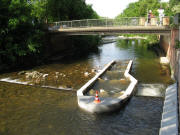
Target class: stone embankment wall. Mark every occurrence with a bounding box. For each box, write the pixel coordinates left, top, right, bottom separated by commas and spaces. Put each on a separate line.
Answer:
159, 28, 180, 132
160, 29, 179, 78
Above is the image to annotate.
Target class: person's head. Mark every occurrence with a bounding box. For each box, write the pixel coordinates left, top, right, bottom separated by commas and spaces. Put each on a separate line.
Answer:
149, 10, 152, 13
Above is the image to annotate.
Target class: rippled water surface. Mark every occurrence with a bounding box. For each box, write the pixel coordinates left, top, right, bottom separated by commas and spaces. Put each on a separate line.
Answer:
0, 38, 172, 135
0, 82, 163, 135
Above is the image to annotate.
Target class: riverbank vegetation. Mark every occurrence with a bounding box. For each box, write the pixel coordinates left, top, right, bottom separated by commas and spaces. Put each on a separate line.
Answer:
0, 0, 99, 72
116, 0, 178, 51
116, 0, 178, 18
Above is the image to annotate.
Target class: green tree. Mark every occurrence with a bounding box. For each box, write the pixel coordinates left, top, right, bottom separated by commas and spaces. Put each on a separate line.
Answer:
30, 0, 48, 23
169, 0, 179, 8
172, 3, 180, 14
46, 0, 98, 21
116, 0, 171, 18
0, 0, 99, 71
0, 0, 44, 68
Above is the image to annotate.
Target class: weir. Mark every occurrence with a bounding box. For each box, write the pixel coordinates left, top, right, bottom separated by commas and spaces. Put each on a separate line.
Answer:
136, 83, 166, 97
0, 77, 75, 91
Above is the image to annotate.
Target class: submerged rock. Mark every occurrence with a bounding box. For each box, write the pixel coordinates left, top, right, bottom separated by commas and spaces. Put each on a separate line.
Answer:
43, 74, 48, 78
119, 79, 129, 84
99, 89, 109, 97
91, 69, 97, 73
160, 65, 170, 76
97, 78, 105, 82
100, 89, 105, 93
34, 77, 41, 85
18, 71, 26, 75
160, 57, 169, 65
113, 91, 125, 97
84, 72, 90, 77
66, 85, 72, 88
25, 71, 49, 86
89, 89, 96, 95
25, 72, 32, 79
25, 71, 42, 79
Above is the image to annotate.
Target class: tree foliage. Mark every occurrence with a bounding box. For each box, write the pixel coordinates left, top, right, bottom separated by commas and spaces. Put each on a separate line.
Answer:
0, 0, 43, 68
0, 0, 98, 70
173, 4, 180, 14
30, 0, 98, 22
116, 0, 175, 18
115, 0, 177, 50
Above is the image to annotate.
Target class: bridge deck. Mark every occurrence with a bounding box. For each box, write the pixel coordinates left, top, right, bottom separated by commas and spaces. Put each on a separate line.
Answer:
49, 26, 171, 35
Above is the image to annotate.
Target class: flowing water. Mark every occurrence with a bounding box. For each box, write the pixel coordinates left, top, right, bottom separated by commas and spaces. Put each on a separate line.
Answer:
87, 61, 131, 98
0, 37, 172, 135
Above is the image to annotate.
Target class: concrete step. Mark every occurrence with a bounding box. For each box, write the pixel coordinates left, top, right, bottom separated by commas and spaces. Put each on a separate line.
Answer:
163, 97, 177, 108
162, 109, 177, 120
159, 124, 178, 135
165, 83, 177, 92
136, 83, 165, 97
164, 91, 177, 101
165, 87, 177, 95
163, 98, 177, 113
159, 83, 178, 135
161, 116, 177, 128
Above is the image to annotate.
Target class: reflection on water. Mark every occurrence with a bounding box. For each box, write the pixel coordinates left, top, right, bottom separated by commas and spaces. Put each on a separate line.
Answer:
0, 38, 172, 135
133, 58, 171, 84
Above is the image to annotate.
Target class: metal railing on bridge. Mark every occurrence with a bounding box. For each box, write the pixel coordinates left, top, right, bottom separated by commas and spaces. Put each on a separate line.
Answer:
48, 17, 173, 31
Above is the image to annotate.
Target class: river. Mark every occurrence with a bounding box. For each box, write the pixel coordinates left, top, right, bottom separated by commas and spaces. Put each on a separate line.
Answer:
0, 37, 172, 135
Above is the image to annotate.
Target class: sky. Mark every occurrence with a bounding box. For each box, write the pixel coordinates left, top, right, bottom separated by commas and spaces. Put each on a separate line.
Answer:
85, 0, 170, 18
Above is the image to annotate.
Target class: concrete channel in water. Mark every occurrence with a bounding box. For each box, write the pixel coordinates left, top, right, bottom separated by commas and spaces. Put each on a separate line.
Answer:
77, 60, 138, 113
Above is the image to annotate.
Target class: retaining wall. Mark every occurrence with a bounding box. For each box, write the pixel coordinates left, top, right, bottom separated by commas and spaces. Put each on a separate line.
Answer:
160, 28, 180, 134
159, 83, 178, 135
160, 29, 179, 78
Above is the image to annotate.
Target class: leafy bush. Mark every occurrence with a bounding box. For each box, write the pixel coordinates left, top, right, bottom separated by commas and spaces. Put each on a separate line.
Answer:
0, 0, 100, 71
175, 40, 180, 49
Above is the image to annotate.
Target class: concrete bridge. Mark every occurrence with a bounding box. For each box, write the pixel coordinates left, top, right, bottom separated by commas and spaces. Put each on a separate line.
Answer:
48, 17, 172, 35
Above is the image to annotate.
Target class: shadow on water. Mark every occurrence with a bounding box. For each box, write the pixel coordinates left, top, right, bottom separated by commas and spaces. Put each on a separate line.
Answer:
0, 37, 172, 135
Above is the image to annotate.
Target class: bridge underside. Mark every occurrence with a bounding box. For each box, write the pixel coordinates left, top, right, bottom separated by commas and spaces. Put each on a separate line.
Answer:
49, 26, 171, 35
